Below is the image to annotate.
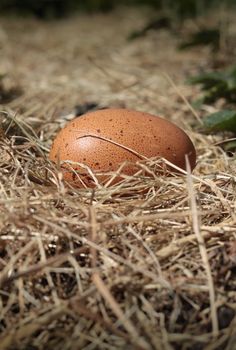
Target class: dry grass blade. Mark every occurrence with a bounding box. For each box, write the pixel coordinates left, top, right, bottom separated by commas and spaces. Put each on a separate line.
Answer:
77, 134, 149, 160
89, 205, 150, 350
186, 156, 219, 335
92, 273, 150, 350
163, 73, 203, 125
0, 306, 67, 350
68, 299, 136, 344
0, 246, 89, 287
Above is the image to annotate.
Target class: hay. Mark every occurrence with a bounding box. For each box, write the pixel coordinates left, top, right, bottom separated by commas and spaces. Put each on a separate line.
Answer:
0, 6, 236, 350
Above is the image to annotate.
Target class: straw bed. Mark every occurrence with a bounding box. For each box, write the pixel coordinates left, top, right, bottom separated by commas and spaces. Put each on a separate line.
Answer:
0, 7, 236, 350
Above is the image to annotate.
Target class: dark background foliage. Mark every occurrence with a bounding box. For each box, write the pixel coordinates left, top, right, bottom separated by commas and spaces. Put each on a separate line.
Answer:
0, 0, 235, 19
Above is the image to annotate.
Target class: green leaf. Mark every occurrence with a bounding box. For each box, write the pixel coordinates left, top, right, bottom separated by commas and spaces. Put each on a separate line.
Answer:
203, 110, 236, 132
187, 71, 227, 88
191, 97, 205, 109
187, 65, 236, 104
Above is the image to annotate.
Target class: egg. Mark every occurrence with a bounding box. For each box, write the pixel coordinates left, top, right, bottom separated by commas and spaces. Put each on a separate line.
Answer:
49, 108, 196, 187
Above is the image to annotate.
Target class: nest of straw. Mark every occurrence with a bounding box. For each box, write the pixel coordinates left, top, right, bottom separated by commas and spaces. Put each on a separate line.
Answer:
0, 7, 236, 350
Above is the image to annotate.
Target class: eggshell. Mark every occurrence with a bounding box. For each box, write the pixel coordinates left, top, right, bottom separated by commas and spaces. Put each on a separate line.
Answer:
49, 108, 196, 187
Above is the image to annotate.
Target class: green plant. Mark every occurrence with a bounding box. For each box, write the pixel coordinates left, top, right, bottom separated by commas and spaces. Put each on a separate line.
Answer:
201, 110, 236, 153
188, 66, 236, 152
188, 66, 236, 105
203, 110, 236, 132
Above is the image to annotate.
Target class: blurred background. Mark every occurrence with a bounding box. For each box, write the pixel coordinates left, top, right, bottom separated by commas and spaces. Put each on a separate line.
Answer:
1, 0, 236, 141
0, 0, 235, 19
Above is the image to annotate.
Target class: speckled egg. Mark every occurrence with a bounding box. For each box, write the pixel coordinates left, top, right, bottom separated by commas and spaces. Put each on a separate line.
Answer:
49, 108, 196, 187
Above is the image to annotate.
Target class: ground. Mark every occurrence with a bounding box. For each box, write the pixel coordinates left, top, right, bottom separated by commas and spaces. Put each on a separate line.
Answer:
0, 6, 236, 350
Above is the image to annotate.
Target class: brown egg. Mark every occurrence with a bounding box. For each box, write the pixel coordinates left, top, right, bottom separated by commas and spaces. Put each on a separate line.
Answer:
49, 108, 196, 187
